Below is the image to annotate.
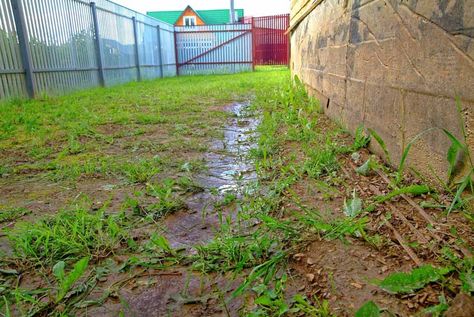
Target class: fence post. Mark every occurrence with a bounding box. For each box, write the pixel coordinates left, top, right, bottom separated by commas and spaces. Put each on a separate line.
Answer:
173, 28, 179, 76
156, 25, 163, 78
10, 0, 35, 98
251, 17, 256, 71
91, 2, 105, 86
132, 17, 141, 81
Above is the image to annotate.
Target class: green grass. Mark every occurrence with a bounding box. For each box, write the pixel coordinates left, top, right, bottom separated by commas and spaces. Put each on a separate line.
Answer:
7, 207, 129, 265
1, 67, 471, 316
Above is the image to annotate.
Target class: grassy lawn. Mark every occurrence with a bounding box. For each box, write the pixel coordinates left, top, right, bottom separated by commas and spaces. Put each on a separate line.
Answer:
0, 68, 287, 213
0, 67, 473, 316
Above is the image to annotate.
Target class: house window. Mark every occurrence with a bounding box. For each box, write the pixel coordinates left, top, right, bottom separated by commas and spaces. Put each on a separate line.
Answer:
184, 16, 196, 26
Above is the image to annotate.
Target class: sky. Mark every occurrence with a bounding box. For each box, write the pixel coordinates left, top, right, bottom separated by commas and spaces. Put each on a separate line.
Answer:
111, 0, 290, 17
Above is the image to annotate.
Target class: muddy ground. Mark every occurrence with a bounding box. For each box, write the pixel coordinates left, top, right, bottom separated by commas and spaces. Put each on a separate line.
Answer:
0, 70, 473, 316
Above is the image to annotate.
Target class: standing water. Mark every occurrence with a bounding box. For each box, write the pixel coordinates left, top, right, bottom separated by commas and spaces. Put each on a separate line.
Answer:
161, 102, 260, 250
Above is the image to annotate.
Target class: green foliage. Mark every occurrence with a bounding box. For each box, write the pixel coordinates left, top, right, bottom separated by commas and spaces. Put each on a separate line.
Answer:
368, 129, 391, 164
396, 128, 435, 184
121, 158, 161, 183
8, 208, 128, 264
422, 295, 449, 317
378, 265, 452, 294
355, 155, 382, 177
343, 190, 363, 217
304, 147, 338, 179
366, 184, 430, 211
53, 257, 89, 302
441, 247, 474, 293
193, 229, 278, 274
233, 252, 286, 298
355, 301, 380, 317
0, 207, 30, 223
353, 126, 371, 151
442, 104, 474, 214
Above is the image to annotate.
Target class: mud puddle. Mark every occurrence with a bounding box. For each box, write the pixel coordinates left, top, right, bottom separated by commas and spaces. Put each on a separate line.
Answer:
161, 102, 259, 251
100, 103, 260, 316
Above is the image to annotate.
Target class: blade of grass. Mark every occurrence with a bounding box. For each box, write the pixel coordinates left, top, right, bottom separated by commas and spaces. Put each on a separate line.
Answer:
368, 128, 391, 165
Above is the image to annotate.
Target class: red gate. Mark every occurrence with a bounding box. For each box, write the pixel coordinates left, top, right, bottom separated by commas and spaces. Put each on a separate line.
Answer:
248, 14, 290, 66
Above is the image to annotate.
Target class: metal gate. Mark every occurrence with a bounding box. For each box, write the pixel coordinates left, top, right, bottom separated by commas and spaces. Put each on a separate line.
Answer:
174, 24, 253, 76
250, 14, 290, 66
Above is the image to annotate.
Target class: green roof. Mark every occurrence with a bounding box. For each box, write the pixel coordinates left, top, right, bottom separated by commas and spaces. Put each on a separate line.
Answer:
147, 8, 245, 25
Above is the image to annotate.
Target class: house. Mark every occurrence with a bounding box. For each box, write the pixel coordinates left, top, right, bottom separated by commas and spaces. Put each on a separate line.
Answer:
147, 6, 245, 26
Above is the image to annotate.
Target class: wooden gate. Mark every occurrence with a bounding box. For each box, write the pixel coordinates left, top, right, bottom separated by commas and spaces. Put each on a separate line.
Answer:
250, 14, 290, 66
174, 24, 253, 76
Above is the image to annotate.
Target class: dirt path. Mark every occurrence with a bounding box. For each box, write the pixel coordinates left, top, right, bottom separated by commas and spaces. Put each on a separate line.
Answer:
1, 70, 473, 316
85, 102, 260, 316
161, 102, 259, 251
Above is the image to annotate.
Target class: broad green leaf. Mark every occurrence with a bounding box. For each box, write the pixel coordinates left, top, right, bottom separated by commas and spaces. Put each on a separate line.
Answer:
56, 257, 89, 302
53, 261, 65, 282
343, 190, 363, 217
152, 235, 172, 253
378, 265, 451, 294
355, 301, 380, 317
374, 185, 430, 204
355, 158, 371, 176
255, 294, 273, 306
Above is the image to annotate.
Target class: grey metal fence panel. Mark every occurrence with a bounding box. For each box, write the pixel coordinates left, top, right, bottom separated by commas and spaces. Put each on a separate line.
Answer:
175, 24, 253, 76
159, 23, 176, 77
0, 0, 27, 99
1, 0, 258, 101
136, 21, 160, 80
96, 6, 136, 85
21, 0, 99, 95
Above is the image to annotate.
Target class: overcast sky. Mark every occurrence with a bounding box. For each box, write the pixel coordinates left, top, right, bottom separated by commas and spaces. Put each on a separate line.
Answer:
112, 0, 290, 17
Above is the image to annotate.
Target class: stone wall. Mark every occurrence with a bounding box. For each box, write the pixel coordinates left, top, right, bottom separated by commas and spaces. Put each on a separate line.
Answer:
290, 0, 474, 182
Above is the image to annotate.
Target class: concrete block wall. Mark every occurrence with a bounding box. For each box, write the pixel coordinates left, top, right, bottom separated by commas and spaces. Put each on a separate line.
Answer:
291, 0, 474, 182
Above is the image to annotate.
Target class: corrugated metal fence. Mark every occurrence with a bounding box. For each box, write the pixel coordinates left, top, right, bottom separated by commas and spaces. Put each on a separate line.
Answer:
0, 0, 176, 100
0, 0, 288, 101
175, 24, 253, 76
248, 14, 290, 66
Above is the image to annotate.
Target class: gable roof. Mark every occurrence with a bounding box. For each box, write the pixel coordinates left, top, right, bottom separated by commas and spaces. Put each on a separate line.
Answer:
147, 7, 245, 25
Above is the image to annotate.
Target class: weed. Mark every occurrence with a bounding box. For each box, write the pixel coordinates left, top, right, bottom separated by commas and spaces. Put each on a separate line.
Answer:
422, 295, 449, 317
396, 128, 436, 184
365, 184, 431, 212
0, 208, 30, 223
352, 126, 371, 151
442, 99, 474, 214
355, 301, 380, 317
303, 147, 338, 179
355, 156, 379, 176
8, 207, 129, 264
343, 190, 363, 217
377, 265, 452, 294
53, 257, 89, 302
368, 128, 391, 164
145, 180, 186, 217
290, 294, 334, 317
121, 158, 161, 184
0, 165, 11, 178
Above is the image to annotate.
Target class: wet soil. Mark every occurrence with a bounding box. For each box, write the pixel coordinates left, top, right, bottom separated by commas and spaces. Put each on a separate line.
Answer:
281, 115, 474, 316
161, 102, 259, 251
85, 102, 260, 316
2, 100, 474, 316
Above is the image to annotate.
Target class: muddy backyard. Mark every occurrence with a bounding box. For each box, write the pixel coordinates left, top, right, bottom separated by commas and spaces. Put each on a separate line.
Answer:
0, 68, 473, 316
